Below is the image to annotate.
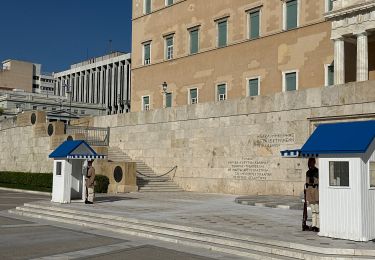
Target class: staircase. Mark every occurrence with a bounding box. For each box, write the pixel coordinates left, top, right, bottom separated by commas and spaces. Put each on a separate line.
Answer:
9, 202, 375, 260
107, 147, 184, 192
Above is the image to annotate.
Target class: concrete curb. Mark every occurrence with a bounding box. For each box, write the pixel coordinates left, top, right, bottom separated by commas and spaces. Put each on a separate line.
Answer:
0, 187, 51, 196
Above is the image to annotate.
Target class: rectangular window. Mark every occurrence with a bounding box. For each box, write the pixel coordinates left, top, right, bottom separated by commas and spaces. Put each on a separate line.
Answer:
190, 28, 199, 54
370, 162, 375, 188
249, 10, 260, 39
56, 162, 62, 176
144, 0, 151, 14
329, 161, 350, 187
142, 96, 150, 111
217, 19, 228, 48
165, 92, 172, 108
33, 105, 37, 110
166, 0, 173, 6
143, 43, 151, 65
285, 0, 298, 30
284, 71, 297, 91
189, 88, 198, 104
249, 78, 259, 96
217, 84, 227, 101
165, 35, 174, 60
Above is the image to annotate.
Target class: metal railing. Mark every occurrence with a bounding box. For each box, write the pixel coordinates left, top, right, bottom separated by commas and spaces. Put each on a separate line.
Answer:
65, 125, 110, 146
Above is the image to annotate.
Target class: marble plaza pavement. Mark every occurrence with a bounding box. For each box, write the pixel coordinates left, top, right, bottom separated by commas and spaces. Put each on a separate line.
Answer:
9, 191, 375, 259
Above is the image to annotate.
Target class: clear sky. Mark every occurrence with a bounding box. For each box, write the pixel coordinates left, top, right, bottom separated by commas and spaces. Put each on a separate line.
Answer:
0, 0, 132, 73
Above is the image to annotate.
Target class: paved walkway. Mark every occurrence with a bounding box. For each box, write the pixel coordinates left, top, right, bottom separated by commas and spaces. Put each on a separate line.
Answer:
35, 192, 375, 252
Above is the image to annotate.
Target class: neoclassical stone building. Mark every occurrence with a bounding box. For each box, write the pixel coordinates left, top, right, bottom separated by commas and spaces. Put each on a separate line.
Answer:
131, 0, 375, 112
326, 0, 375, 84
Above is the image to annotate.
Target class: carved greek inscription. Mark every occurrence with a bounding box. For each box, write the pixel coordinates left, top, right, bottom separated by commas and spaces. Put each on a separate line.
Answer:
228, 158, 271, 181
255, 133, 295, 148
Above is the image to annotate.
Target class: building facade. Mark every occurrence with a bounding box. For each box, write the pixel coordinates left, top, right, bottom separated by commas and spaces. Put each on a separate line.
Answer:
131, 0, 375, 112
54, 52, 131, 115
0, 59, 54, 95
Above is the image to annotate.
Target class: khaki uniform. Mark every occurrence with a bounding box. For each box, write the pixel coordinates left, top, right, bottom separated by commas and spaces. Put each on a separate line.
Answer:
306, 167, 319, 228
85, 166, 95, 203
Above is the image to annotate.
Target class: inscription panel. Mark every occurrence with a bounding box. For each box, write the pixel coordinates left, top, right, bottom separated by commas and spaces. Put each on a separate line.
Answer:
255, 133, 295, 148
228, 158, 271, 181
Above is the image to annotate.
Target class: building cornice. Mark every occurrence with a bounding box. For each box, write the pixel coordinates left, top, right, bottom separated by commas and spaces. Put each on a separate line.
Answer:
325, 1, 375, 20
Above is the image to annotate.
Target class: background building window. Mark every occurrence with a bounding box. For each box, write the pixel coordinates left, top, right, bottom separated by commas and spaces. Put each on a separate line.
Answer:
143, 43, 151, 65
249, 78, 259, 96
285, 0, 298, 30
189, 88, 198, 104
249, 10, 260, 39
165, 92, 172, 107
329, 161, 350, 187
217, 19, 228, 47
142, 96, 150, 111
217, 84, 227, 101
166, 0, 173, 6
327, 0, 334, 11
370, 162, 375, 188
144, 0, 151, 14
190, 28, 199, 54
284, 71, 297, 91
165, 35, 174, 60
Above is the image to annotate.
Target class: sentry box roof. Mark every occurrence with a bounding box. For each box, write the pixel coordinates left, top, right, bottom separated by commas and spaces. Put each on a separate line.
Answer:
281, 120, 375, 158
49, 140, 106, 160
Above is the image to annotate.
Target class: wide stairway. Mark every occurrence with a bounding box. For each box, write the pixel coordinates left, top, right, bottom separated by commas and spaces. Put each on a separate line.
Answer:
10, 202, 375, 260
107, 147, 183, 192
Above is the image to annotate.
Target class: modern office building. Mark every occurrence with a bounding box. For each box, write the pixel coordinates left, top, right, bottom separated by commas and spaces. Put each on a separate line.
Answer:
0, 59, 54, 95
131, 0, 375, 112
53, 52, 131, 115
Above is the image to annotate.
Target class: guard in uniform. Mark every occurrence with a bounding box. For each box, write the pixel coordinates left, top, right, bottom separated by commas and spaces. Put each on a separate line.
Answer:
85, 160, 96, 204
306, 158, 319, 232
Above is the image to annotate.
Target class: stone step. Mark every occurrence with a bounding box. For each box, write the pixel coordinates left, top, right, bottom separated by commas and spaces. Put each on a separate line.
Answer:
9, 203, 364, 260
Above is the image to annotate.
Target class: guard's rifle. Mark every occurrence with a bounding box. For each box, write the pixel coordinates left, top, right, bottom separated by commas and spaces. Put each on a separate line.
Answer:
302, 187, 309, 231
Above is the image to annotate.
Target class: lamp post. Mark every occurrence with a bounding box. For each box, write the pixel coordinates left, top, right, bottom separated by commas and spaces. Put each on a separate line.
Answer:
62, 84, 72, 124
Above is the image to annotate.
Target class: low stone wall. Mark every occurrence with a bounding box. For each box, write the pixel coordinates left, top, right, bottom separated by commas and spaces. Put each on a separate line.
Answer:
88, 81, 375, 196
0, 124, 53, 173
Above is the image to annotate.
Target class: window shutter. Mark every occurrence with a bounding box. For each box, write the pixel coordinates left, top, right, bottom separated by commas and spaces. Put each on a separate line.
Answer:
285, 72, 296, 91
166, 37, 173, 47
249, 78, 259, 96
328, 0, 333, 11
166, 93, 172, 107
190, 29, 199, 54
218, 84, 226, 95
218, 20, 227, 47
328, 65, 334, 86
145, 0, 151, 14
286, 0, 298, 30
250, 11, 260, 39
144, 44, 150, 61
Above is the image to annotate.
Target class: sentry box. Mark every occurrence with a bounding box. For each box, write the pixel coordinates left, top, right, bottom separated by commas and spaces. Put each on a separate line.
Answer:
49, 140, 105, 204
281, 120, 375, 241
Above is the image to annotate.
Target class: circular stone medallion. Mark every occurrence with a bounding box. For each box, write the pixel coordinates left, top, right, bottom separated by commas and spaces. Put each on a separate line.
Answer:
114, 166, 123, 183
30, 113, 36, 125
47, 124, 54, 136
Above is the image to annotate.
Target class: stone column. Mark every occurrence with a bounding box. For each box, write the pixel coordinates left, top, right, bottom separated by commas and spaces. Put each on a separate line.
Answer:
356, 32, 368, 82
334, 37, 345, 85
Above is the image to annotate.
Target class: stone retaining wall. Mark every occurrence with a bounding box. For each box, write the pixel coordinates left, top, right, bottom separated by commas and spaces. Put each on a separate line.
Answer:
88, 81, 375, 196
